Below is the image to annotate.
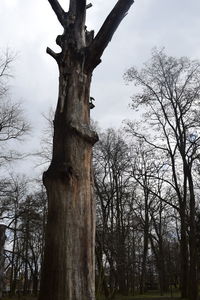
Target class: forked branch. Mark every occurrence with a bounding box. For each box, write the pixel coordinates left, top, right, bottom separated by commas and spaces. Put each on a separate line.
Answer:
47, 0, 66, 27
88, 0, 134, 68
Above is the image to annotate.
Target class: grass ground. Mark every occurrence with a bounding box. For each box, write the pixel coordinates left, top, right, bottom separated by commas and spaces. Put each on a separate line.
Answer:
97, 289, 181, 300
118, 296, 180, 299
3, 297, 37, 300
2, 290, 182, 300
3, 295, 183, 300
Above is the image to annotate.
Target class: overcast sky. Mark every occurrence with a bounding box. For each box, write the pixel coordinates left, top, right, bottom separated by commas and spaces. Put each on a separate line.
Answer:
1, 0, 200, 175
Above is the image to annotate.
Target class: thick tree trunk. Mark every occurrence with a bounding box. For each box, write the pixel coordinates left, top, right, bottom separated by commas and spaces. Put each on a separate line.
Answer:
39, 1, 134, 299
39, 59, 97, 300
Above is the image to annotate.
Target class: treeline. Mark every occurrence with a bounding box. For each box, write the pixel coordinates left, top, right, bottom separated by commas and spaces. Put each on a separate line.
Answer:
95, 49, 200, 300
2, 178, 47, 296
95, 129, 182, 298
0, 49, 200, 300
0, 50, 45, 296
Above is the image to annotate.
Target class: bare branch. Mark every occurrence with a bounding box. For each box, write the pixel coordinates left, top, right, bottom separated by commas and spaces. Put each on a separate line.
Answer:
47, 0, 66, 27
87, 0, 134, 69
0, 50, 16, 97
86, 3, 92, 9
133, 174, 179, 212
46, 47, 60, 62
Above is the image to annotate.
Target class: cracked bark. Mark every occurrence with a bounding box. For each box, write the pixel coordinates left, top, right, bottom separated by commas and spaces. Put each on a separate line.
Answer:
39, 1, 134, 300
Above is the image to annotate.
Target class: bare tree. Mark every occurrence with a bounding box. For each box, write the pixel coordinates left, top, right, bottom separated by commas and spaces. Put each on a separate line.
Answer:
39, 1, 134, 300
36, 109, 54, 168
0, 50, 14, 98
0, 50, 30, 166
3, 175, 29, 296
94, 129, 132, 297
130, 142, 156, 295
125, 48, 200, 300
3, 177, 47, 296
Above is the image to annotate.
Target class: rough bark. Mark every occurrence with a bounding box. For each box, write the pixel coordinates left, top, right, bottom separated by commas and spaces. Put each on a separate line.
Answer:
39, 60, 97, 300
39, 1, 134, 300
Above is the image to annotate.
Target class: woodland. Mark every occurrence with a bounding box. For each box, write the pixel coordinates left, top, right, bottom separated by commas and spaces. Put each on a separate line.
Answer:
0, 1, 200, 300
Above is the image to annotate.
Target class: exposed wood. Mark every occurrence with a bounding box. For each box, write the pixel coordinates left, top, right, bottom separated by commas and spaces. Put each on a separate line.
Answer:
39, 0, 134, 299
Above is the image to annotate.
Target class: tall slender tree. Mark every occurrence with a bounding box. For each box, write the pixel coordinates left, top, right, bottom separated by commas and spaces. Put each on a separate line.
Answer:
0, 225, 6, 300
39, 1, 134, 300
125, 49, 200, 300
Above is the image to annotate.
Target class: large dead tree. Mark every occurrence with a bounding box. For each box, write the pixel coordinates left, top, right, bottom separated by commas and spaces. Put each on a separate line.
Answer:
39, 1, 134, 300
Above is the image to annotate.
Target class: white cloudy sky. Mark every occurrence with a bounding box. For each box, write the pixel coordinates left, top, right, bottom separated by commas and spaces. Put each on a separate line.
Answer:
1, 0, 200, 174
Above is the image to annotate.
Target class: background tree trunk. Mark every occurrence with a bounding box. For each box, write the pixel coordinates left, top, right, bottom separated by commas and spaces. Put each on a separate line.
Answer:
0, 225, 6, 299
